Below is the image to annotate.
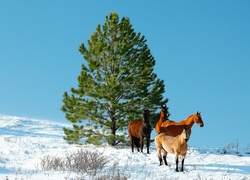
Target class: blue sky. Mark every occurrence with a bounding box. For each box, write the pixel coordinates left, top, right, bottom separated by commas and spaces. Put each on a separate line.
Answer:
1, 1, 250, 148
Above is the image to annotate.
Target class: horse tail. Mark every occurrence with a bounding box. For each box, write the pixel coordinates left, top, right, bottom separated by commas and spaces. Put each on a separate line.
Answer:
155, 118, 163, 134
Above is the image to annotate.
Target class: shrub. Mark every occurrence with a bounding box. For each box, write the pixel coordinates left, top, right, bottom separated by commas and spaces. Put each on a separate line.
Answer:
40, 149, 129, 179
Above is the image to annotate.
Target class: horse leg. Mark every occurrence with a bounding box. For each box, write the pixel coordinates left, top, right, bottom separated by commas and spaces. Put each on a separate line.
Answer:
157, 148, 163, 166
158, 156, 163, 166
155, 139, 163, 165
140, 136, 143, 153
146, 136, 150, 154
162, 150, 168, 166
130, 135, 134, 153
175, 153, 179, 172
181, 156, 185, 172
136, 138, 140, 152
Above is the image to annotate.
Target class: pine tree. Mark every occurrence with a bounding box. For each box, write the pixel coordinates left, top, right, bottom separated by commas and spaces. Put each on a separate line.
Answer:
61, 12, 169, 146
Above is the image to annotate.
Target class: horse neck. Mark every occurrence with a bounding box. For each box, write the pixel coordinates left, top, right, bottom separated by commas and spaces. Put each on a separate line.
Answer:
143, 115, 150, 125
144, 121, 150, 128
182, 115, 195, 128
160, 111, 165, 120
175, 134, 184, 145
178, 133, 187, 145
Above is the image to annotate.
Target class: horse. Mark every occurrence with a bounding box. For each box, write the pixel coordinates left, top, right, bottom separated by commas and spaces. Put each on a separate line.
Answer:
155, 105, 167, 134
158, 112, 204, 136
128, 109, 151, 154
154, 127, 191, 172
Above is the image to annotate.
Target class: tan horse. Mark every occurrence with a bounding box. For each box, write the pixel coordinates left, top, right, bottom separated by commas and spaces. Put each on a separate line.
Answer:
158, 112, 204, 136
128, 109, 151, 154
154, 127, 191, 172
155, 105, 167, 134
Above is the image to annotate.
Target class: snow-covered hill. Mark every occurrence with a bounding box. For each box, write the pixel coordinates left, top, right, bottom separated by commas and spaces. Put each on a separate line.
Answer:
0, 115, 249, 180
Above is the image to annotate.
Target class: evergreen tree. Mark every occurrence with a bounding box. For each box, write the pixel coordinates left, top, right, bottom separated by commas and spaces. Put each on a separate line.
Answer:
61, 12, 169, 146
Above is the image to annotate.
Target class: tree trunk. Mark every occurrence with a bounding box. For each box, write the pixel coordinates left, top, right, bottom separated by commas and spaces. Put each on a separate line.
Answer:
110, 110, 117, 146
110, 120, 116, 146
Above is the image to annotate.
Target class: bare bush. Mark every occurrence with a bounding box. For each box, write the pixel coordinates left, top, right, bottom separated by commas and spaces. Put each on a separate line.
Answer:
65, 149, 108, 176
245, 144, 250, 154
41, 155, 65, 171
40, 149, 129, 179
222, 139, 240, 155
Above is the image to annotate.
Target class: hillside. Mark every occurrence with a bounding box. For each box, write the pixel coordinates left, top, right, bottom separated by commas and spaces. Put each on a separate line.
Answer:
0, 115, 249, 180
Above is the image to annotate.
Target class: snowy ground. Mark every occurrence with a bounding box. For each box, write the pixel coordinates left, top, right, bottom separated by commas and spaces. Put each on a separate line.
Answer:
0, 114, 249, 180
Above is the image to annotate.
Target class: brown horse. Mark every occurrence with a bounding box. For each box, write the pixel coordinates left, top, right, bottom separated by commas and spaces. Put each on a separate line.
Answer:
155, 105, 167, 134
158, 112, 204, 136
155, 127, 191, 172
128, 109, 151, 154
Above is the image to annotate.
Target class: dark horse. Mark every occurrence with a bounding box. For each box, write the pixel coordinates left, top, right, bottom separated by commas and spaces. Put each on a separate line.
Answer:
128, 109, 151, 154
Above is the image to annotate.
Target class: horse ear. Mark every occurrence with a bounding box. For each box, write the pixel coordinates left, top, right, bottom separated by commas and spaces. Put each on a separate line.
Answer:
143, 108, 149, 113
161, 105, 166, 110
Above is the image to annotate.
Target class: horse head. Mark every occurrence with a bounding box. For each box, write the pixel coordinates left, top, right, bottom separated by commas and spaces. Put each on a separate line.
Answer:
182, 127, 191, 142
194, 111, 204, 127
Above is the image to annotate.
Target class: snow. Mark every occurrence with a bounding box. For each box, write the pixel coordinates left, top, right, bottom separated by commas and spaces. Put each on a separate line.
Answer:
0, 114, 249, 180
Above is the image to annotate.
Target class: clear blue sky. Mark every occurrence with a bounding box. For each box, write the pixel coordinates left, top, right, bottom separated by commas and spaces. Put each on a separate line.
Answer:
1, 1, 250, 148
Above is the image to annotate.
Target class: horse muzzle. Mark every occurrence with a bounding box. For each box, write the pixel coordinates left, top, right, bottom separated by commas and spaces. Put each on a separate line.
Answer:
185, 138, 189, 142
200, 124, 204, 127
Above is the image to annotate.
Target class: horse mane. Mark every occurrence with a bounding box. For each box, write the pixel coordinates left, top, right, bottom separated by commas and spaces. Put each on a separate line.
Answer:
186, 113, 195, 119
155, 105, 167, 134
187, 114, 192, 119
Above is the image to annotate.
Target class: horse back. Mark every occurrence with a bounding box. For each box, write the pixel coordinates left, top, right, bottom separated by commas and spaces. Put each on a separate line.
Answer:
155, 133, 175, 153
161, 119, 176, 127
159, 124, 191, 137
